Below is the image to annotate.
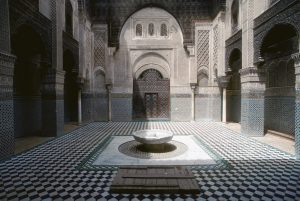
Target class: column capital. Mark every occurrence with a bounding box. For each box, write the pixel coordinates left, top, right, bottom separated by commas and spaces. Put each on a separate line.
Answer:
292, 53, 300, 76
76, 76, 85, 90
292, 52, 300, 62
217, 75, 231, 88
108, 47, 117, 56
185, 45, 195, 57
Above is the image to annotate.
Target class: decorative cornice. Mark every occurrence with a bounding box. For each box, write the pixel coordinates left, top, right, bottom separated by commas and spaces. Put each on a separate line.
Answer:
225, 30, 242, 47
254, 0, 298, 29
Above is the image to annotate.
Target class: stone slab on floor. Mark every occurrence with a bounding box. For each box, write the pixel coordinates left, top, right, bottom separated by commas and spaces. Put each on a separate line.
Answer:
111, 166, 200, 194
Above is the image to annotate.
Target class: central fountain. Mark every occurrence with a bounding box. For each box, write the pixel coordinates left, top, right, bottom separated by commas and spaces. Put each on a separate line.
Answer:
133, 129, 174, 152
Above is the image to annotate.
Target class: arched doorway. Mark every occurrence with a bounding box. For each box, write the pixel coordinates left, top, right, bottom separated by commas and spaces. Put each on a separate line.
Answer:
262, 24, 298, 137
12, 25, 47, 137
227, 49, 242, 123
63, 50, 78, 123
133, 69, 170, 120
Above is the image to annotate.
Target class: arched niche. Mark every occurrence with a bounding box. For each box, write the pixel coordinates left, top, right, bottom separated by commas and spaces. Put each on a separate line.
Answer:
63, 50, 78, 123
11, 24, 48, 138
227, 48, 242, 123
119, 7, 184, 46
65, 0, 73, 36
197, 68, 209, 87
133, 52, 170, 79
231, 0, 239, 33
261, 24, 298, 137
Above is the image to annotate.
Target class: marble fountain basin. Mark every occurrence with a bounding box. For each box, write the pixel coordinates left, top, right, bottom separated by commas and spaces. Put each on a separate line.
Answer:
133, 129, 173, 145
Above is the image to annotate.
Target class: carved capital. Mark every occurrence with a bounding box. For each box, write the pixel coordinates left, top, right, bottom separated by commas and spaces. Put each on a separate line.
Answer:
292, 53, 300, 67
186, 45, 195, 56
217, 75, 231, 88
239, 67, 266, 84
108, 47, 117, 56
76, 77, 85, 90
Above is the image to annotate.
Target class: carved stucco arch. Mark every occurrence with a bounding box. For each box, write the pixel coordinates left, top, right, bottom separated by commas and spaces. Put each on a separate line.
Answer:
226, 47, 242, 71
254, 17, 300, 64
135, 64, 170, 80
93, 66, 106, 77
133, 52, 170, 79
197, 66, 208, 76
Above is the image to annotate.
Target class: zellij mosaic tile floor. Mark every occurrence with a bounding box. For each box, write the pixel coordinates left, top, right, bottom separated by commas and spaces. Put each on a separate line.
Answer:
0, 122, 299, 200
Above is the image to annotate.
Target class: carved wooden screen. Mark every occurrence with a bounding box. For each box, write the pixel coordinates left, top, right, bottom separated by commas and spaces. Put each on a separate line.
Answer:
133, 69, 170, 120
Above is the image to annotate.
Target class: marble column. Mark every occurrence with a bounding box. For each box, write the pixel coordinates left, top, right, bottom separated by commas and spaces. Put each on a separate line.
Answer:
222, 89, 227, 123
77, 77, 84, 125
218, 76, 230, 123
106, 84, 112, 122
239, 67, 266, 136
0, 0, 16, 159
190, 84, 196, 121
292, 53, 300, 159
42, 69, 65, 137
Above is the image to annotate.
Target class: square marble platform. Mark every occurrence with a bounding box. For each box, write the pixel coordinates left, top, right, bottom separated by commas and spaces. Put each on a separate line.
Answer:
92, 135, 216, 166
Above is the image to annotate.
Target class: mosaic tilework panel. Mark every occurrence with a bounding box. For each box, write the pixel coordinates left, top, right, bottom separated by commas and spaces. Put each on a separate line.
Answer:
0, 122, 299, 200
14, 97, 42, 138
241, 98, 265, 136
195, 97, 210, 121
265, 96, 295, 136
93, 97, 108, 121
42, 99, 65, 137
211, 96, 222, 122
82, 96, 93, 122
112, 98, 132, 121
0, 100, 14, 160
171, 97, 192, 121
195, 96, 221, 122
227, 95, 241, 123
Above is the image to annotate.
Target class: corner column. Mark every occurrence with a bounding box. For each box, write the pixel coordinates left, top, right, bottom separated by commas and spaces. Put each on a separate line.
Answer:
292, 53, 300, 159
42, 69, 65, 137
0, 0, 16, 159
240, 67, 265, 136
0, 53, 15, 159
190, 84, 196, 121
106, 84, 112, 122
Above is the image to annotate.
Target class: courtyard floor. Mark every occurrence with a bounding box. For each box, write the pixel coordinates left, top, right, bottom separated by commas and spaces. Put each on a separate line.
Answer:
0, 122, 299, 200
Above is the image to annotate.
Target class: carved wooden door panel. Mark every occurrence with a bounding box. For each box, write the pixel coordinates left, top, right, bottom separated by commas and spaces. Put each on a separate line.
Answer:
133, 69, 170, 120
145, 93, 158, 118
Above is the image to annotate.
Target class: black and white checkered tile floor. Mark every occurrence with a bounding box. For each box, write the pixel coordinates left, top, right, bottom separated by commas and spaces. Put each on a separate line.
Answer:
0, 122, 299, 201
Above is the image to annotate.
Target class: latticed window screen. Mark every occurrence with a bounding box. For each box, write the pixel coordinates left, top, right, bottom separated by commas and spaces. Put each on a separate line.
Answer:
160, 23, 168, 36
148, 23, 154, 36
136, 24, 142, 36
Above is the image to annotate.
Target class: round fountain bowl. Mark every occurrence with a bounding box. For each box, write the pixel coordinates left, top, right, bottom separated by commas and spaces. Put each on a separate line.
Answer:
133, 129, 173, 145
